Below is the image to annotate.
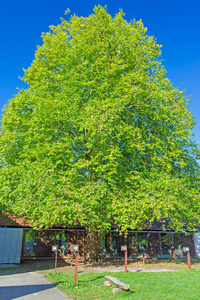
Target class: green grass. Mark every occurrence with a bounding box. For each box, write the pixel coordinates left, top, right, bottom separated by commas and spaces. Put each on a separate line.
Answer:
45, 270, 200, 299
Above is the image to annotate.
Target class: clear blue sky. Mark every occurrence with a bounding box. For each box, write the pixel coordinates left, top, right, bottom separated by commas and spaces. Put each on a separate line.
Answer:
0, 0, 200, 142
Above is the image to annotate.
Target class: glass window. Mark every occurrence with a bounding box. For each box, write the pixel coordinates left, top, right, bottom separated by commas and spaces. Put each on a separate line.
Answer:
101, 233, 110, 256
23, 229, 65, 257
111, 232, 120, 256
137, 233, 148, 255
161, 233, 183, 256
130, 232, 148, 256
161, 233, 172, 255
23, 230, 39, 257
172, 233, 183, 256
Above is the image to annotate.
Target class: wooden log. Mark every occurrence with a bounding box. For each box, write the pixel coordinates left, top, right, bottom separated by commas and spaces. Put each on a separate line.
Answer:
104, 276, 130, 291
113, 288, 124, 295
104, 281, 113, 287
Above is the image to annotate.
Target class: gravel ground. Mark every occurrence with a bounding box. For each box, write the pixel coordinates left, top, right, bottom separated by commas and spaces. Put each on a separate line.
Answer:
0, 257, 199, 276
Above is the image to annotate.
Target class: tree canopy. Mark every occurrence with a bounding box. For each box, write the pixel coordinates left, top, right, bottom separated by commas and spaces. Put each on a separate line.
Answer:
0, 6, 199, 234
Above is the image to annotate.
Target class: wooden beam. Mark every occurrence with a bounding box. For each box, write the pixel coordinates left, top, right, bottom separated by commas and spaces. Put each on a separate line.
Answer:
159, 233, 162, 256
110, 231, 112, 257
38, 231, 41, 255
104, 276, 130, 290
83, 231, 85, 257
21, 229, 26, 258
135, 232, 138, 256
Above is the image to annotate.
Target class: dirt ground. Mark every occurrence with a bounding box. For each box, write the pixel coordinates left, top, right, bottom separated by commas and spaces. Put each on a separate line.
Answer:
0, 257, 200, 276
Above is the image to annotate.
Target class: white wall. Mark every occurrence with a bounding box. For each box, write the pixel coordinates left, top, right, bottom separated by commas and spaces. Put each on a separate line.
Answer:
194, 232, 200, 257
0, 228, 23, 263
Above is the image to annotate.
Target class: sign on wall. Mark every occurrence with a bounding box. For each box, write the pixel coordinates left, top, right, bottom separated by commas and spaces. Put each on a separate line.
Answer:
71, 245, 79, 252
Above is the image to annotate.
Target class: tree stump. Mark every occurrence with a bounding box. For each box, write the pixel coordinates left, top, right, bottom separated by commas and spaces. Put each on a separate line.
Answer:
104, 281, 113, 287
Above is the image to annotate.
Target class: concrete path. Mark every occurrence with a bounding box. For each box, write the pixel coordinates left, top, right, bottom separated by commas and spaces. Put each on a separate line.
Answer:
77, 266, 175, 273
0, 273, 71, 300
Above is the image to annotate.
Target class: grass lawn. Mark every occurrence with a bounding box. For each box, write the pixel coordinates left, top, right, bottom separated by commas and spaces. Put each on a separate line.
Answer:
46, 270, 200, 300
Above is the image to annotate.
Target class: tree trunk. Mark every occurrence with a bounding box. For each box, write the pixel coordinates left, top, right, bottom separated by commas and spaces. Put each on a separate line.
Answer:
85, 226, 102, 262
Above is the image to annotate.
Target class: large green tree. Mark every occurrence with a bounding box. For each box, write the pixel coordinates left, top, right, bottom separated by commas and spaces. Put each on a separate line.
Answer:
0, 6, 199, 260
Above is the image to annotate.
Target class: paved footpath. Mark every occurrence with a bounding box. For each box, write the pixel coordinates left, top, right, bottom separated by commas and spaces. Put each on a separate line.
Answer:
0, 273, 71, 300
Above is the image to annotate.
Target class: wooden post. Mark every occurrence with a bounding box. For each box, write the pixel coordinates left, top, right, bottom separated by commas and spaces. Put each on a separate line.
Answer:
55, 251, 57, 273
74, 252, 79, 283
125, 250, 127, 272
21, 229, 26, 258
187, 251, 191, 270
147, 232, 150, 256
38, 231, 41, 255
173, 249, 176, 262
159, 233, 162, 256
143, 248, 145, 264
83, 231, 85, 257
135, 232, 138, 256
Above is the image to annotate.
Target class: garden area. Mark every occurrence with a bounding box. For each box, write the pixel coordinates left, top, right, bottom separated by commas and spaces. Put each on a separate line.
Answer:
1, 257, 200, 299
46, 269, 200, 300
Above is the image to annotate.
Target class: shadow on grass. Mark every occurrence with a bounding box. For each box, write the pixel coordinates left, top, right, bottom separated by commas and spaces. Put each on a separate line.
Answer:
47, 275, 105, 285
78, 275, 105, 283
128, 290, 135, 294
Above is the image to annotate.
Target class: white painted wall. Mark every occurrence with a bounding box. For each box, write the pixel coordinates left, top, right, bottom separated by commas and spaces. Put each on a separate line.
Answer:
194, 232, 200, 257
0, 228, 23, 263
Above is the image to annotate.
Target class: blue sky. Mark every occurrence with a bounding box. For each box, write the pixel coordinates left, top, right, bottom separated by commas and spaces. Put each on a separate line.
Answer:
0, 0, 200, 142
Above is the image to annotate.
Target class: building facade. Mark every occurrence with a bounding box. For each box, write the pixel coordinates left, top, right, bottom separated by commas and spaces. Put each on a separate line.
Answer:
0, 215, 198, 262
